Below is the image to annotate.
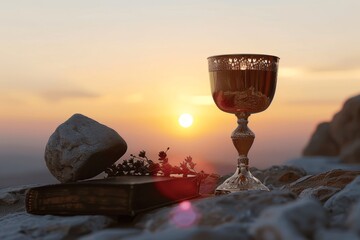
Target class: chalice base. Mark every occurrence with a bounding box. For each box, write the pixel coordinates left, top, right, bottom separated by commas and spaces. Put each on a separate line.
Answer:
215, 167, 269, 195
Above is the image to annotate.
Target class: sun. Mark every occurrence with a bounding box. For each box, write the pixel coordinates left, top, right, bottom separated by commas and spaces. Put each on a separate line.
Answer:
178, 113, 193, 128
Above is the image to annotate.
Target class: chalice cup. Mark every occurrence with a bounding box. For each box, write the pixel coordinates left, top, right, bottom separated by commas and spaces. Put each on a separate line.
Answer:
208, 54, 279, 194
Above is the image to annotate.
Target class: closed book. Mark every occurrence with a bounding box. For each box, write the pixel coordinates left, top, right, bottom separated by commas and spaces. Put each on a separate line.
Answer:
26, 176, 200, 216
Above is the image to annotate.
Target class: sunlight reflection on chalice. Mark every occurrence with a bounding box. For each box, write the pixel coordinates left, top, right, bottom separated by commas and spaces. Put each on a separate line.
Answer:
207, 54, 279, 194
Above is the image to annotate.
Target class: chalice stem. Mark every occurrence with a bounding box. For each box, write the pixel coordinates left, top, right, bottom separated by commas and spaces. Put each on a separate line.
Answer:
214, 112, 269, 194
232, 112, 253, 172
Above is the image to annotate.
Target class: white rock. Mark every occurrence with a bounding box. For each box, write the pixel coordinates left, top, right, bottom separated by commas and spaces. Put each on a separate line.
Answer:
324, 176, 360, 224
0, 212, 114, 240
45, 114, 127, 183
250, 198, 326, 240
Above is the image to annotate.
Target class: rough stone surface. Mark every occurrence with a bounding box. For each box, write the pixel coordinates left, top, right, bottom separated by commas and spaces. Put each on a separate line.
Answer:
346, 200, 360, 235
0, 212, 114, 240
250, 198, 326, 240
0, 185, 38, 217
314, 229, 360, 240
286, 156, 360, 175
45, 114, 127, 183
324, 176, 360, 226
0, 192, 19, 205
126, 226, 250, 240
303, 122, 339, 156
79, 228, 142, 240
284, 169, 360, 195
137, 190, 296, 232
251, 165, 307, 188
298, 186, 340, 203
4, 163, 360, 239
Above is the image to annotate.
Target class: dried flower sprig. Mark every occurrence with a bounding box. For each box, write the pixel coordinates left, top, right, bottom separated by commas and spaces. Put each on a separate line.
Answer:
104, 148, 208, 180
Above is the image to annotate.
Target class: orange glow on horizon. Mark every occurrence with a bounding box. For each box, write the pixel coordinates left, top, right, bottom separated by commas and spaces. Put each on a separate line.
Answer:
1, 1, 360, 179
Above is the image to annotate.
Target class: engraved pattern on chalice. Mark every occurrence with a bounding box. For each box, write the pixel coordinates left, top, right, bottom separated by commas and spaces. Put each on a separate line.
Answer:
226, 87, 271, 111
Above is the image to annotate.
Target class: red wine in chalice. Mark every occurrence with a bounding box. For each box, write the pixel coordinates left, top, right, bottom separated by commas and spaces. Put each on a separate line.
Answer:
210, 69, 277, 114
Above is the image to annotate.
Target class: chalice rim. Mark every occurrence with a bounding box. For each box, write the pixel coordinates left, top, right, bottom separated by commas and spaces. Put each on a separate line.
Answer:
207, 53, 279, 60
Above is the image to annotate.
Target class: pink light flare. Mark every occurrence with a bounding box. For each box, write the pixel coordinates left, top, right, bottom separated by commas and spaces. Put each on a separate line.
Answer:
170, 201, 200, 228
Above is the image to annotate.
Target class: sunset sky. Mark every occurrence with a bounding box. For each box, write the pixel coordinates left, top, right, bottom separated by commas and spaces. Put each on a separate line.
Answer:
1, 0, 360, 184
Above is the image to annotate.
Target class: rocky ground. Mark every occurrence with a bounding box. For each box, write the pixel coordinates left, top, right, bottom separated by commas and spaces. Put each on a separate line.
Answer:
1, 164, 360, 240
2, 95, 360, 239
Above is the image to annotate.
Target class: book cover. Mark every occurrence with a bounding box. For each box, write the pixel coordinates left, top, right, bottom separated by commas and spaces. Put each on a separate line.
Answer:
26, 176, 200, 216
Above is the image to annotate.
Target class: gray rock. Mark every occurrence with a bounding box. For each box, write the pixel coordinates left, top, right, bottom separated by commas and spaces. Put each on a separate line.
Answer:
0, 185, 38, 217
303, 122, 339, 156
314, 229, 360, 240
284, 169, 360, 197
347, 200, 360, 235
250, 198, 326, 240
136, 190, 296, 232
79, 228, 141, 240
298, 186, 340, 203
0, 212, 114, 240
324, 176, 360, 226
45, 114, 127, 183
212, 222, 251, 240
0, 192, 19, 205
126, 226, 250, 240
251, 165, 306, 188
286, 156, 360, 175
0, 185, 116, 239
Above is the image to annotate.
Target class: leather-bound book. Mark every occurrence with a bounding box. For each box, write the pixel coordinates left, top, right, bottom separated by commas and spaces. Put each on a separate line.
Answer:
26, 176, 200, 216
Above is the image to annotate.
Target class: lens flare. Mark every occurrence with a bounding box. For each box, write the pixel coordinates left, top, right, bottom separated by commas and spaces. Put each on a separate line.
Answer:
170, 201, 199, 228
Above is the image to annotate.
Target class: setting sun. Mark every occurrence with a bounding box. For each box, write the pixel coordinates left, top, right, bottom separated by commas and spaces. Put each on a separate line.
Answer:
178, 113, 194, 128
1, 0, 360, 192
